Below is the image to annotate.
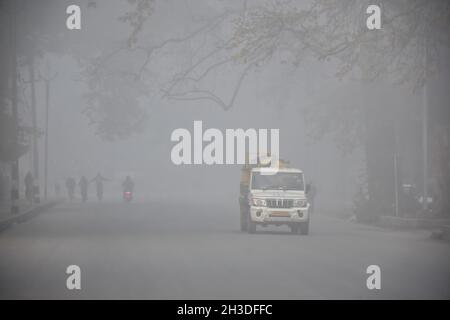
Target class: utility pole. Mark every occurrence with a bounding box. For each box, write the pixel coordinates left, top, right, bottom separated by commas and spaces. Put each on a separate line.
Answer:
422, 30, 429, 216
393, 93, 399, 217
28, 54, 40, 204
9, 3, 19, 214
394, 153, 399, 217
422, 75, 428, 214
41, 65, 57, 200
44, 79, 49, 199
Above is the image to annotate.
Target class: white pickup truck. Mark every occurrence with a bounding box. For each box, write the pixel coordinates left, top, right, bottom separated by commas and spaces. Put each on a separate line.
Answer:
240, 166, 310, 235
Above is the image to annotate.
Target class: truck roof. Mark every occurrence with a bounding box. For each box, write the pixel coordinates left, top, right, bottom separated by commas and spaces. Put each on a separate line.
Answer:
251, 167, 303, 173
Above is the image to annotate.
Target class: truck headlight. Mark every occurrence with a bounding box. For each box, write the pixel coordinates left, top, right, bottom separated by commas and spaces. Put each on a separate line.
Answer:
251, 198, 267, 207
293, 199, 307, 208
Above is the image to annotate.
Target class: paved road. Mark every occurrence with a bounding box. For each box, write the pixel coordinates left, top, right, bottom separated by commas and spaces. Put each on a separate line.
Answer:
0, 200, 449, 299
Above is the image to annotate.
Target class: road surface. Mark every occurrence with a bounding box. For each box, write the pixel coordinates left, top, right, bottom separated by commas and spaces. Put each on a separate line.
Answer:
0, 200, 449, 299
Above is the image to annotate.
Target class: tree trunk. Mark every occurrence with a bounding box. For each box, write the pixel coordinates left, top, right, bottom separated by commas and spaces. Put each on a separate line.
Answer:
358, 84, 396, 222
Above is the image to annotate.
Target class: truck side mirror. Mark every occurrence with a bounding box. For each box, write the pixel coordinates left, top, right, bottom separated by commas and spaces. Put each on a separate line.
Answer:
306, 183, 311, 193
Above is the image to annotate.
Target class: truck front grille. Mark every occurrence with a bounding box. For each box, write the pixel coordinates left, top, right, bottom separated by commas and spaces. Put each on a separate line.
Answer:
266, 199, 293, 208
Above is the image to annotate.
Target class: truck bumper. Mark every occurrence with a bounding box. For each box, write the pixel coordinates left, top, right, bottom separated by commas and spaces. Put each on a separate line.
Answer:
250, 206, 309, 224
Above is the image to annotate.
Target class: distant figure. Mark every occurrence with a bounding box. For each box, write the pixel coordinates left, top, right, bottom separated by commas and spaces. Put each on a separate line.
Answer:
55, 182, 61, 197
79, 176, 88, 202
122, 176, 134, 193
65, 177, 76, 201
91, 173, 109, 201
24, 171, 34, 204
308, 182, 317, 214
399, 185, 420, 217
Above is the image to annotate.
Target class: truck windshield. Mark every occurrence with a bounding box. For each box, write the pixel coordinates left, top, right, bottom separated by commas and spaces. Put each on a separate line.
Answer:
251, 172, 305, 191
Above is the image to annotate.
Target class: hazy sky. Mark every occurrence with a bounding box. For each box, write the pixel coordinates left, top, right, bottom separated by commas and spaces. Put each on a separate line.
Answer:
14, 0, 446, 213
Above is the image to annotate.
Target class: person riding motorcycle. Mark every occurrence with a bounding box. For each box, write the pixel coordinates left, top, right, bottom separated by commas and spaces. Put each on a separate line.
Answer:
122, 176, 134, 201
79, 176, 88, 202
24, 171, 34, 204
122, 176, 134, 192
65, 177, 76, 201
91, 173, 109, 201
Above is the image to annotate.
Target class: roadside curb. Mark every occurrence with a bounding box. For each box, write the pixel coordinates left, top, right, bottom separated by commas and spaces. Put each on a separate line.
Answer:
431, 225, 450, 241
379, 215, 450, 229
0, 200, 60, 232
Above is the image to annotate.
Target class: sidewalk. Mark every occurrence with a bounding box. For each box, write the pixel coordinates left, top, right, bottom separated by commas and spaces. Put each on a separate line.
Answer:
379, 215, 450, 229
0, 198, 60, 231
0, 198, 34, 220
379, 215, 450, 242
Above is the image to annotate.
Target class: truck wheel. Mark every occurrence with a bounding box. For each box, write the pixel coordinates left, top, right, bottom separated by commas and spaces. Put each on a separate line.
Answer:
247, 214, 256, 234
299, 220, 309, 235
290, 224, 299, 234
240, 212, 248, 232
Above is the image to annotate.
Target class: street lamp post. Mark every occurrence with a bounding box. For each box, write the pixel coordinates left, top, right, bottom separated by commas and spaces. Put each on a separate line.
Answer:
28, 55, 41, 204
422, 31, 429, 216
9, 4, 19, 214
44, 78, 49, 199
41, 65, 57, 200
422, 77, 428, 215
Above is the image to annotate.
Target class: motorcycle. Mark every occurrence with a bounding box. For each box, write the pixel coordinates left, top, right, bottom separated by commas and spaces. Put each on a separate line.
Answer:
96, 184, 103, 201
123, 190, 133, 203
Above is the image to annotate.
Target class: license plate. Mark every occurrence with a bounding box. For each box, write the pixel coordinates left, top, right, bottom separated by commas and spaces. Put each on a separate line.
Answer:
270, 211, 290, 217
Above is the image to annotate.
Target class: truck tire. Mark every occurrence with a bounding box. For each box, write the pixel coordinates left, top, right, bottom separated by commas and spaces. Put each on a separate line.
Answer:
239, 201, 249, 232
247, 214, 256, 234
299, 220, 309, 235
290, 224, 299, 234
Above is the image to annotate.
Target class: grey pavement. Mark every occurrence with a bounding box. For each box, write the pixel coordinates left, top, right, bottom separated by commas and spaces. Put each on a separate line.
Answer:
0, 200, 449, 299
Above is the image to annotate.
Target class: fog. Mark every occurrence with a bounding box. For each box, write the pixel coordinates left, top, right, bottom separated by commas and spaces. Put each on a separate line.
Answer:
16, 1, 371, 210
1, 0, 449, 299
